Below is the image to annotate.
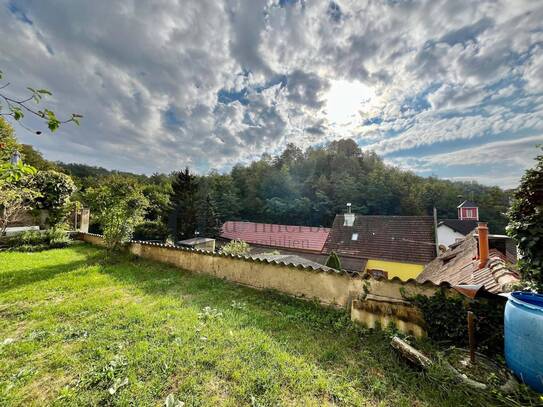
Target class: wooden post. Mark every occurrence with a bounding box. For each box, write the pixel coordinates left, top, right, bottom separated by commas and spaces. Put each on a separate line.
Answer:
467, 311, 476, 363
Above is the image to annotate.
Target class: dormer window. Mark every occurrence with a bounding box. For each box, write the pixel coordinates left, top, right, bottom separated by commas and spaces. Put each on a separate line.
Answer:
352, 233, 358, 241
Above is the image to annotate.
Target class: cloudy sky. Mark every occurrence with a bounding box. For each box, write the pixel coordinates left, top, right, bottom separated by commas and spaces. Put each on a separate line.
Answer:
1, 0, 542, 188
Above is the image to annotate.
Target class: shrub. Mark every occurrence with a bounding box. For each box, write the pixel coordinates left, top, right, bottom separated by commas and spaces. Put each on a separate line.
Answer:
85, 176, 149, 251
220, 239, 250, 256
133, 221, 169, 242
7, 227, 70, 251
326, 251, 342, 269
29, 170, 76, 227
409, 289, 505, 355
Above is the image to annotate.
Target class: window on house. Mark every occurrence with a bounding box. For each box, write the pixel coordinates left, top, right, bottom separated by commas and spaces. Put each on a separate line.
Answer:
465, 209, 473, 218
352, 233, 358, 241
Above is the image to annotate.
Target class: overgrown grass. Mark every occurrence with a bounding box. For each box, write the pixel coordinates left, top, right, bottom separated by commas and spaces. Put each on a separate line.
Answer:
0, 244, 536, 406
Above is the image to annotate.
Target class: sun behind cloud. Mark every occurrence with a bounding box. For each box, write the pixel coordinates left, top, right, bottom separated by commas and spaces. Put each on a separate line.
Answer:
325, 79, 374, 127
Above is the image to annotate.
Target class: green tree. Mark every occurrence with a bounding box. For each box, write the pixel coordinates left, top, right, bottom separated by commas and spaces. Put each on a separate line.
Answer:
85, 176, 149, 250
168, 168, 198, 240
0, 180, 40, 236
29, 170, 76, 227
507, 147, 543, 287
196, 194, 220, 237
0, 117, 20, 161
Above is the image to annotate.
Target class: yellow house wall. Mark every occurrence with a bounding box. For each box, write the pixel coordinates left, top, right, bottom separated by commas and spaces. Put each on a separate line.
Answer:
365, 259, 424, 281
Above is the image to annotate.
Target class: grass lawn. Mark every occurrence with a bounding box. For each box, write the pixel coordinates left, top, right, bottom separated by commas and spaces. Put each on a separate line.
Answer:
0, 243, 531, 406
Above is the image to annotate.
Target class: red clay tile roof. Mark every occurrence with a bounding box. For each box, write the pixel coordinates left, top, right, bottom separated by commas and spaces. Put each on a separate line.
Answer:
323, 215, 436, 264
416, 232, 519, 293
220, 221, 330, 253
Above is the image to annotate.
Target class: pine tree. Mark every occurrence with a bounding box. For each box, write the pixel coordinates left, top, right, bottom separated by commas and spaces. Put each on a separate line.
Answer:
168, 167, 198, 240
197, 194, 220, 237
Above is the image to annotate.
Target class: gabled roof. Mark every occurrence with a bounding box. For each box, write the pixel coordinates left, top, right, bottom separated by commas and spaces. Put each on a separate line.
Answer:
438, 219, 478, 235
416, 232, 519, 293
220, 221, 330, 252
323, 215, 436, 264
457, 200, 478, 208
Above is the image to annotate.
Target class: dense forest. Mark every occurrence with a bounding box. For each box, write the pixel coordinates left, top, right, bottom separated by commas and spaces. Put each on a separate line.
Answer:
16, 138, 510, 234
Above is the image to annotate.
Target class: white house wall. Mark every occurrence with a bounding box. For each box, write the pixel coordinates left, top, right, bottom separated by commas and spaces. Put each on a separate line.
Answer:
437, 225, 465, 247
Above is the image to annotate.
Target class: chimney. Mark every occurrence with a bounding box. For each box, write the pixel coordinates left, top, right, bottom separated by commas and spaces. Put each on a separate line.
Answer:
477, 222, 489, 269
346, 203, 352, 214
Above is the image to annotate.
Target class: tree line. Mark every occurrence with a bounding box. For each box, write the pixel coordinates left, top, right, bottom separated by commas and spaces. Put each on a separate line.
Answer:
4, 127, 511, 238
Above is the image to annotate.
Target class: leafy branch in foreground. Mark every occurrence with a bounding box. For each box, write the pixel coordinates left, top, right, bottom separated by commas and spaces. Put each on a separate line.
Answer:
0, 69, 82, 133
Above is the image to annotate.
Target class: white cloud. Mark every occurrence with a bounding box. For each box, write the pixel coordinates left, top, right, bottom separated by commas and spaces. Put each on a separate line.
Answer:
0, 0, 541, 187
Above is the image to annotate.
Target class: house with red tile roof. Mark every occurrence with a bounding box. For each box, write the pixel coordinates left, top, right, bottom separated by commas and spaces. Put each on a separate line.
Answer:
417, 223, 519, 293
220, 221, 330, 262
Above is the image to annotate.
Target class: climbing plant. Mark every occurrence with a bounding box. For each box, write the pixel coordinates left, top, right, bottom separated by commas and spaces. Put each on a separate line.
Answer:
507, 146, 543, 289
409, 289, 505, 355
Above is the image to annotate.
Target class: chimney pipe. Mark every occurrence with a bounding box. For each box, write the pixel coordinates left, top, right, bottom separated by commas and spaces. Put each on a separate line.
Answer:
346, 203, 352, 214
478, 222, 489, 269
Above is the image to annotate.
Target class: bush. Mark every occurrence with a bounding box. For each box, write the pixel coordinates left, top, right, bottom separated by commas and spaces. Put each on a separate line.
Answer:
133, 221, 169, 242
220, 239, 250, 256
410, 289, 505, 355
84, 176, 149, 251
326, 251, 342, 269
7, 227, 70, 251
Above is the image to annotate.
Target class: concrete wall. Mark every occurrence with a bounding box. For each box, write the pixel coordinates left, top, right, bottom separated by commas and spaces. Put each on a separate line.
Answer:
79, 233, 442, 336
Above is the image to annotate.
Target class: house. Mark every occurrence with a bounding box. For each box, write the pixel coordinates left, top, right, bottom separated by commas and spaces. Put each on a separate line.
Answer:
437, 219, 479, 248
220, 221, 331, 264
457, 200, 479, 220
322, 212, 437, 280
437, 201, 480, 247
417, 222, 519, 294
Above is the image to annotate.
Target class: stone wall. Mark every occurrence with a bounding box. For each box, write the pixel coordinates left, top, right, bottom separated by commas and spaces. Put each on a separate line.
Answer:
78, 233, 443, 336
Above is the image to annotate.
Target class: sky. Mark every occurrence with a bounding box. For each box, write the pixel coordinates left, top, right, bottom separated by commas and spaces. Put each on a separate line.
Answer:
0, 0, 542, 188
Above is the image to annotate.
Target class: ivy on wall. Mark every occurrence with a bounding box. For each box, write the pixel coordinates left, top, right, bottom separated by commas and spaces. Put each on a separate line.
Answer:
408, 289, 505, 355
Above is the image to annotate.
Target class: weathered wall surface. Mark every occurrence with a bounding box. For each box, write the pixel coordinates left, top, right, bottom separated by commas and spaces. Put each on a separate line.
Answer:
79, 233, 441, 337
129, 241, 364, 308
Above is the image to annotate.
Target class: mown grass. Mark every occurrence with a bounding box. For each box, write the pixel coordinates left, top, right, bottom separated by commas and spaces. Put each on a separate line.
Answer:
0, 243, 534, 406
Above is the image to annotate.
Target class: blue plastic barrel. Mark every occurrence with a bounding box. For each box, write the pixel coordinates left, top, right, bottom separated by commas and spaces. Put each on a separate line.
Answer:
505, 291, 543, 392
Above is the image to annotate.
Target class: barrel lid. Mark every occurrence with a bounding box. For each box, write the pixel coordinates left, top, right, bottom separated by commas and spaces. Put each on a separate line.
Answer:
509, 291, 543, 312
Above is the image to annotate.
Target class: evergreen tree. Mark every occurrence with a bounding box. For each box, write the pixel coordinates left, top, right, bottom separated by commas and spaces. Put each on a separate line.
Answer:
197, 194, 220, 237
168, 167, 198, 240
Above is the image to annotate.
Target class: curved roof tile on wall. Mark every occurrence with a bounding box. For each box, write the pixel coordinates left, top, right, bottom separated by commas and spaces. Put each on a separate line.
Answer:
220, 221, 330, 253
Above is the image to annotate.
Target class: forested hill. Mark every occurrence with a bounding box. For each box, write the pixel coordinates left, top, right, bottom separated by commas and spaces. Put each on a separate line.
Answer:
24, 139, 510, 233
207, 139, 510, 233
